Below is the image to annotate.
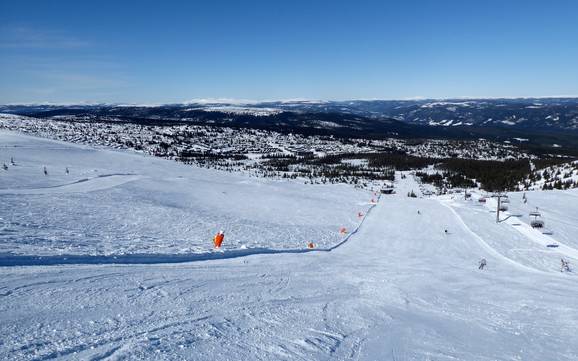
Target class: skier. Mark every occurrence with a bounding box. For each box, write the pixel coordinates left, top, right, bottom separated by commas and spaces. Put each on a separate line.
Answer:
213, 230, 225, 249
561, 258, 571, 272
2, 163, 7, 171
10, 157, 15, 165
417, 210, 421, 215
65, 167, 69, 175
43, 166, 48, 176
444, 229, 448, 235
479, 258, 487, 270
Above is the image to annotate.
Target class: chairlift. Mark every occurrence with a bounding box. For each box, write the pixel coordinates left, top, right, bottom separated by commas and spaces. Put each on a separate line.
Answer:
499, 203, 509, 211
530, 207, 545, 228
478, 197, 486, 203
380, 186, 395, 195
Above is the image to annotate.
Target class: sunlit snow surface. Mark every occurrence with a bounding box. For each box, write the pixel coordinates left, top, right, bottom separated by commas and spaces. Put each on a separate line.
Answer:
1, 131, 578, 360
0, 131, 372, 256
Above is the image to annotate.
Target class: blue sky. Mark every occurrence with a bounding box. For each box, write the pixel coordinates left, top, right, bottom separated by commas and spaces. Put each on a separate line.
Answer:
1, 0, 578, 104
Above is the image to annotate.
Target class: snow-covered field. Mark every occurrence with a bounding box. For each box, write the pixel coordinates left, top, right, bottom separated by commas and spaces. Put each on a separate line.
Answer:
1, 131, 578, 360
0, 131, 373, 257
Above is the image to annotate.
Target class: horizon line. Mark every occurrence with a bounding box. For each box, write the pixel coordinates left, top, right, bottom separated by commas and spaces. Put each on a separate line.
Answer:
3, 95, 578, 107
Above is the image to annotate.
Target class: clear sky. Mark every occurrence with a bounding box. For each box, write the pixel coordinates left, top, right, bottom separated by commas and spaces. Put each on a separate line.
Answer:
1, 0, 578, 104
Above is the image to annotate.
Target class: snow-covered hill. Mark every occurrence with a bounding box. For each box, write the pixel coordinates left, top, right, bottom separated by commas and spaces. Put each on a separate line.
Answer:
258, 98, 578, 130
1, 132, 578, 360
520, 160, 578, 190
0, 131, 373, 256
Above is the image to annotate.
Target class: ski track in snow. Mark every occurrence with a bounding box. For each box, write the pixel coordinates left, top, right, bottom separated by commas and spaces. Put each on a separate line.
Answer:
442, 194, 578, 276
480, 194, 578, 262
0, 174, 141, 195
439, 200, 548, 275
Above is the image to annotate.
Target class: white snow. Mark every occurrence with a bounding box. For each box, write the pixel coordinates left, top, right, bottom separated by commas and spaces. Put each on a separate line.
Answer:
0, 131, 372, 256
196, 106, 282, 116
420, 101, 472, 108
1, 133, 578, 360
184, 98, 259, 105
341, 159, 368, 167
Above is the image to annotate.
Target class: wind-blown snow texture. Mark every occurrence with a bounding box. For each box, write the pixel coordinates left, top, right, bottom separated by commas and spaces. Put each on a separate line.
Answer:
1, 131, 578, 360
0, 131, 372, 257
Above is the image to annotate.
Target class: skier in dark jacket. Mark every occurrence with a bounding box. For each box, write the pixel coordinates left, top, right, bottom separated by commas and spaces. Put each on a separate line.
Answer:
479, 258, 487, 270
561, 259, 571, 272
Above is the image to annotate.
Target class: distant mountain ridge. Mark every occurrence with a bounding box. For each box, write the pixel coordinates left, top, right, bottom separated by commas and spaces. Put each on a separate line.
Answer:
1, 98, 578, 151
3, 97, 578, 130
249, 98, 578, 131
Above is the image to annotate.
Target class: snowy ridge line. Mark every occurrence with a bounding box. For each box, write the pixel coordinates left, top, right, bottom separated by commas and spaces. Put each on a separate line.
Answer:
439, 200, 549, 275
0, 196, 380, 267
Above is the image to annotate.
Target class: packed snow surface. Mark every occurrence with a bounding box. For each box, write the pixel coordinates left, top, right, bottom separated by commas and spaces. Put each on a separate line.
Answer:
0, 131, 372, 256
1, 131, 578, 360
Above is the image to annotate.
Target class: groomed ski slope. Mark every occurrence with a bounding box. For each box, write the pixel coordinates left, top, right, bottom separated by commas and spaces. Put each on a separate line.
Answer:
1, 132, 578, 360
0, 131, 374, 257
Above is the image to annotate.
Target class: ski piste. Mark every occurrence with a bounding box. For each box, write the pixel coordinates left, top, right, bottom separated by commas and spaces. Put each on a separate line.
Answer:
1, 131, 578, 360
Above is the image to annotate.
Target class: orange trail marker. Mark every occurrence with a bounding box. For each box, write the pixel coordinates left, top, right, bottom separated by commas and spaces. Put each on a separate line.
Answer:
213, 231, 224, 248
